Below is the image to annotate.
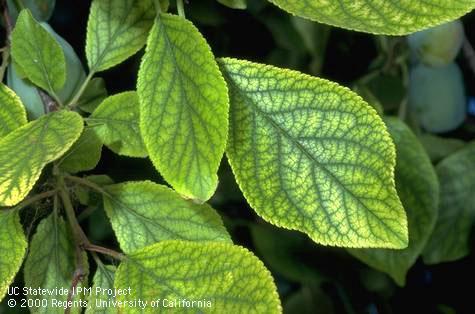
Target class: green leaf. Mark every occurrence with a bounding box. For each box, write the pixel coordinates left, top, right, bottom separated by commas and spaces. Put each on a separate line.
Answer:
7, 0, 56, 22
138, 14, 229, 201
0, 84, 27, 137
11, 9, 66, 94
348, 118, 439, 286
418, 134, 465, 163
58, 128, 103, 173
104, 181, 231, 254
423, 142, 475, 264
86, 265, 116, 314
0, 111, 83, 206
217, 0, 246, 9
268, 0, 475, 35
86, 0, 155, 72
0, 210, 27, 302
115, 241, 281, 313
220, 58, 408, 249
89, 91, 147, 158
24, 213, 88, 314
77, 78, 108, 113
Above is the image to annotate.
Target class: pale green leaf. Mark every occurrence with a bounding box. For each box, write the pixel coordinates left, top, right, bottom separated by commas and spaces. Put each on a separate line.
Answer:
217, 0, 246, 9
423, 142, 475, 264
104, 181, 231, 254
86, 0, 155, 72
11, 9, 66, 93
419, 134, 465, 163
268, 0, 475, 35
115, 241, 281, 313
89, 91, 146, 158
138, 14, 229, 201
0, 210, 27, 302
220, 58, 408, 249
86, 265, 116, 314
58, 128, 103, 173
0, 111, 83, 206
0, 84, 27, 137
348, 118, 439, 286
24, 213, 88, 314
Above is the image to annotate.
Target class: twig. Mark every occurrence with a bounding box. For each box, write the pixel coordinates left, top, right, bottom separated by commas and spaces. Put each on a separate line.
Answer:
84, 243, 125, 261
1, 190, 57, 212
65, 269, 85, 314
64, 175, 111, 197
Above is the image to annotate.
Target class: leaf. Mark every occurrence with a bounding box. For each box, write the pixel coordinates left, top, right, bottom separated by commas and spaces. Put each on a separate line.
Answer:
423, 142, 475, 264
0, 111, 83, 206
58, 128, 103, 173
11, 9, 66, 93
220, 58, 408, 249
348, 118, 439, 286
0, 84, 27, 137
89, 91, 147, 158
24, 213, 88, 314
138, 14, 229, 201
115, 241, 281, 313
0, 210, 27, 302
7, 0, 56, 22
104, 181, 231, 254
418, 134, 465, 163
217, 0, 246, 9
268, 0, 475, 35
77, 78, 108, 113
86, 0, 155, 72
86, 265, 116, 314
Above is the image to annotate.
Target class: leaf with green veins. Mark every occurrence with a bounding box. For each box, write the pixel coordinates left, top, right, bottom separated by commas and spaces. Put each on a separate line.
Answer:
115, 241, 282, 313
220, 58, 408, 249
89, 91, 147, 158
0, 84, 27, 137
86, 0, 155, 73
138, 14, 229, 201
217, 0, 246, 9
348, 118, 439, 286
24, 214, 88, 314
58, 128, 103, 173
423, 142, 475, 264
86, 265, 116, 314
418, 134, 465, 164
268, 0, 475, 35
78, 78, 108, 113
0, 111, 83, 206
11, 9, 66, 94
0, 210, 27, 302
104, 181, 231, 254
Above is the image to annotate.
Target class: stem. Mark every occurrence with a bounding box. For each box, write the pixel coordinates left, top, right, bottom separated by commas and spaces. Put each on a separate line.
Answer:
3, 190, 57, 212
0, 0, 12, 81
84, 244, 124, 261
67, 71, 94, 108
153, 0, 162, 14
65, 175, 111, 197
176, 0, 185, 18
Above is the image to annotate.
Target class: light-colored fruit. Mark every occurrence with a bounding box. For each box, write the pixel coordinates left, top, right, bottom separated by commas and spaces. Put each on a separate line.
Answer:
409, 63, 466, 133
408, 20, 464, 67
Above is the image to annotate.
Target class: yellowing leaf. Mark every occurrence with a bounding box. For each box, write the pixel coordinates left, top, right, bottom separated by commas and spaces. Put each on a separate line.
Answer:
104, 181, 231, 254
86, 0, 155, 72
11, 9, 66, 93
220, 58, 408, 249
268, 0, 475, 35
0, 111, 83, 206
115, 241, 281, 313
0, 84, 27, 137
138, 14, 229, 201
89, 91, 147, 158
348, 118, 439, 285
0, 210, 27, 302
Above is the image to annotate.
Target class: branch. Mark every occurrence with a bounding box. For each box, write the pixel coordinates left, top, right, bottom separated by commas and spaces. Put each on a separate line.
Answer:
1, 190, 57, 212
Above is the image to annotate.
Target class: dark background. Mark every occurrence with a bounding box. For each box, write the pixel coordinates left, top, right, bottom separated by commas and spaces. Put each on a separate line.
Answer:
2, 0, 474, 313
